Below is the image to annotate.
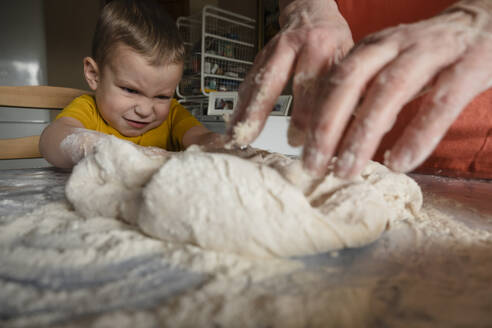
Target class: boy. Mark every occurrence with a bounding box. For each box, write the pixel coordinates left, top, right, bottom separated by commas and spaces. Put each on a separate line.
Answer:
40, 0, 222, 168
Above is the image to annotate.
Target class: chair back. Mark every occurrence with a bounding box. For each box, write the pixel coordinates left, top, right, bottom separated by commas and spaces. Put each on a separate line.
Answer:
0, 86, 89, 159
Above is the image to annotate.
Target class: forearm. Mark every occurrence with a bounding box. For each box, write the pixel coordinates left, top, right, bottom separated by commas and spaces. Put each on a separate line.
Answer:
449, 0, 492, 10
192, 132, 225, 148
279, 0, 296, 11
39, 119, 105, 168
279, 0, 337, 12
40, 124, 77, 168
279, 0, 342, 28
182, 125, 226, 150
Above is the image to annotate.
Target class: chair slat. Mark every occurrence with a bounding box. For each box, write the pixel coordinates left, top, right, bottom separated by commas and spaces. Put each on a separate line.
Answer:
0, 86, 91, 160
0, 86, 89, 109
0, 136, 41, 159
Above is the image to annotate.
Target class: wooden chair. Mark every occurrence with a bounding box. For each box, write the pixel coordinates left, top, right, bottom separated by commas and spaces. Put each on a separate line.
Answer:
0, 86, 90, 160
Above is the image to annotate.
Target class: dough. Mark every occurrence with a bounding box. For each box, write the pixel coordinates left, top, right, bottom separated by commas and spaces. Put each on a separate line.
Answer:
66, 136, 422, 258
66, 136, 167, 225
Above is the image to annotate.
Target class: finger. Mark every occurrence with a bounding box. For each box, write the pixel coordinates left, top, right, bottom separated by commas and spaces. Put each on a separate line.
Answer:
289, 41, 347, 147
387, 50, 492, 173
302, 41, 400, 176
334, 43, 466, 178
226, 35, 297, 146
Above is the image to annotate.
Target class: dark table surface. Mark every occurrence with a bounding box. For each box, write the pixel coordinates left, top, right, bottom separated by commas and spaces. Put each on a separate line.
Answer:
1, 167, 492, 327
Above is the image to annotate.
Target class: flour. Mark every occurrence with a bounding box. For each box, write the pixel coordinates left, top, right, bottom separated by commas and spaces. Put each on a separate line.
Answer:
65, 137, 168, 226
46, 196, 492, 328
86, 191, 492, 328
67, 136, 421, 258
0, 201, 299, 328
3, 136, 492, 327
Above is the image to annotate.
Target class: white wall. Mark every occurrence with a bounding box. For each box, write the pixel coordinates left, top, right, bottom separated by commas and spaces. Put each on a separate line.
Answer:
0, 0, 48, 86
44, 0, 100, 91
0, 1, 51, 169
190, 0, 218, 15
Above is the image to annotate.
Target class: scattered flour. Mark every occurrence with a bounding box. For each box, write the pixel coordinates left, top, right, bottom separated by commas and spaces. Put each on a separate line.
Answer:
2, 136, 492, 327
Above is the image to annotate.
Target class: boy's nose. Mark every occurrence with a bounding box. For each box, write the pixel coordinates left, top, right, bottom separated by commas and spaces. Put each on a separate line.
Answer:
134, 102, 153, 117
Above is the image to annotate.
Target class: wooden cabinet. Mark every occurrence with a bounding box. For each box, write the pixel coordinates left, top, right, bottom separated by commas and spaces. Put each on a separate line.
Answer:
156, 0, 190, 21
101, 0, 190, 21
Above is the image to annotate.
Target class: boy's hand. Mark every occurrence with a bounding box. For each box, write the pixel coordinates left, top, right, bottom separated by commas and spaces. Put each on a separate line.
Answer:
197, 133, 229, 153
137, 145, 170, 158
183, 125, 229, 152
62, 130, 171, 162
40, 116, 97, 168
60, 128, 108, 164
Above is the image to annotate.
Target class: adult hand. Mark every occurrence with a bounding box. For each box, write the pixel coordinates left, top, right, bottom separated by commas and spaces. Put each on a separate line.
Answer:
226, 0, 353, 149
309, 0, 492, 178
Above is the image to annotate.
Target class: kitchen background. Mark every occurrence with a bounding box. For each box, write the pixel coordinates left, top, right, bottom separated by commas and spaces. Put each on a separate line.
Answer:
40, 0, 255, 91
0, 0, 296, 169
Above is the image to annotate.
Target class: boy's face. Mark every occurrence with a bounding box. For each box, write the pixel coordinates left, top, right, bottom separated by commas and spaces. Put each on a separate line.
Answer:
84, 43, 183, 137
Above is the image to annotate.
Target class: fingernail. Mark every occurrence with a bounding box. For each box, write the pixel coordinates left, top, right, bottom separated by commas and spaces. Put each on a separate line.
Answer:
302, 146, 328, 178
287, 123, 305, 147
231, 119, 260, 146
383, 150, 391, 167
387, 148, 414, 173
334, 151, 356, 178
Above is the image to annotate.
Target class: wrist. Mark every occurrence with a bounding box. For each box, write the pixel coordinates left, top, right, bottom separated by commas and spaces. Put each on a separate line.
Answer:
279, 0, 340, 28
446, 0, 492, 14
442, 0, 492, 29
60, 129, 106, 165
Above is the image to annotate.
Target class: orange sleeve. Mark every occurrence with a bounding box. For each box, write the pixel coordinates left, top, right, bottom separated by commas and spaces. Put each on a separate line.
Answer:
335, 0, 458, 42
374, 90, 492, 180
167, 100, 202, 151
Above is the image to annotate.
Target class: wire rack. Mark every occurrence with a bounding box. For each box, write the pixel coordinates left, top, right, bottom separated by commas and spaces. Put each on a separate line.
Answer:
176, 5, 256, 99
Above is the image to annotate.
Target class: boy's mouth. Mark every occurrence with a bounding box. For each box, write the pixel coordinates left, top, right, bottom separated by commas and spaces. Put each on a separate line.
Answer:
125, 118, 150, 129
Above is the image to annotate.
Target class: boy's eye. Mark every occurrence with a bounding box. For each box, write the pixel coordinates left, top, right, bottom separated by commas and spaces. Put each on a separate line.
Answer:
122, 87, 138, 94
156, 95, 171, 100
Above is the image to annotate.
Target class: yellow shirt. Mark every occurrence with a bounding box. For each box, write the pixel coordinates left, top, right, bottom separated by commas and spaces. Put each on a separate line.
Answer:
56, 95, 202, 151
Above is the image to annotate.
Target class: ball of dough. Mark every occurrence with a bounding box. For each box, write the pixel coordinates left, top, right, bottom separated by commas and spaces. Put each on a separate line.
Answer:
138, 150, 422, 258
66, 137, 422, 259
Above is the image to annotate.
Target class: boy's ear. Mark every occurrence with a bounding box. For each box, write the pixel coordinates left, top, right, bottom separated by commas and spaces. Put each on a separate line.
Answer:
83, 57, 100, 91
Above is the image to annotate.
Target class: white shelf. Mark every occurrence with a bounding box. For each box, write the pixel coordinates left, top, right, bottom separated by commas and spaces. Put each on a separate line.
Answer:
204, 53, 253, 65
204, 32, 255, 48
176, 5, 256, 99
203, 73, 243, 82
204, 12, 255, 29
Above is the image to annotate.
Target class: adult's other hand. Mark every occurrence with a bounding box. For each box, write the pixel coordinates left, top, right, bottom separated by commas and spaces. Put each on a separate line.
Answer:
304, 0, 492, 178
227, 0, 353, 149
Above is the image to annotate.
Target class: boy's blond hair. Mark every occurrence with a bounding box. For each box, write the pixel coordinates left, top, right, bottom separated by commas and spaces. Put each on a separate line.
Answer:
92, 0, 185, 68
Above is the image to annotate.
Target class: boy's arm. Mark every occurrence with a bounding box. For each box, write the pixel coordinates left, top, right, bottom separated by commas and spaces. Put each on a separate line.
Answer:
182, 126, 227, 149
39, 117, 105, 168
